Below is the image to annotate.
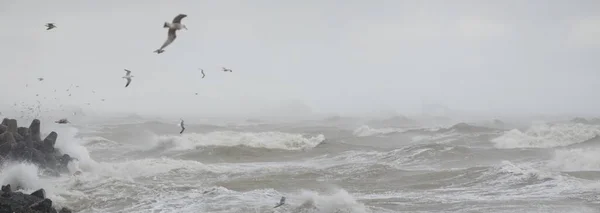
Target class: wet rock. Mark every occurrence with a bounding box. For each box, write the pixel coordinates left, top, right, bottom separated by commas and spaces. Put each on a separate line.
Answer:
29, 119, 41, 142
0, 132, 15, 145
29, 198, 52, 212
1, 184, 11, 193
0, 118, 9, 126
0, 133, 16, 157
30, 189, 45, 199
0, 124, 7, 134
59, 207, 73, 213
43, 132, 57, 148
5, 119, 17, 134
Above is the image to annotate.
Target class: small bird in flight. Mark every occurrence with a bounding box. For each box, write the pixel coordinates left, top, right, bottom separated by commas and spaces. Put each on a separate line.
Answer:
200, 69, 205, 78
155, 14, 188, 54
222, 67, 232, 72
38, 78, 44, 81
274, 196, 285, 208
123, 69, 134, 87
45, 23, 56, 30
179, 119, 185, 134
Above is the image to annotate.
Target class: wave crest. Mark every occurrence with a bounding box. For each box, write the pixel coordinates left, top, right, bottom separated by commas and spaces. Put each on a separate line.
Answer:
491, 123, 600, 148
153, 131, 325, 151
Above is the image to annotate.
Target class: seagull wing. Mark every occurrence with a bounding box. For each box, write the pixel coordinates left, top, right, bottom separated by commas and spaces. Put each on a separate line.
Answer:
124, 69, 131, 76
158, 29, 177, 50
201, 69, 205, 78
172, 14, 187, 24
125, 78, 131, 87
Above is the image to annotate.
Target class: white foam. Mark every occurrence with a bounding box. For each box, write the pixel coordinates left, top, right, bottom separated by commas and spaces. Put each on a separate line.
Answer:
549, 148, 600, 171
491, 123, 600, 148
352, 125, 404, 137
50, 126, 99, 174
296, 188, 368, 213
152, 131, 325, 151
0, 162, 44, 190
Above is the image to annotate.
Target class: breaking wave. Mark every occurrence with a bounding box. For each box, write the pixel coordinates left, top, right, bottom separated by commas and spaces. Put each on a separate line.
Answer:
491, 123, 600, 148
151, 131, 326, 151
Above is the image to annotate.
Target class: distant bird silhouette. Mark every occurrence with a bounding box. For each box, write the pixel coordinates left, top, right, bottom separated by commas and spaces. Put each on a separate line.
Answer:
179, 119, 185, 134
222, 67, 232, 72
274, 196, 285, 208
200, 69, 205, 78
123, 69, 134, 87
37, 78, 44, 81
45, 23, 56, 30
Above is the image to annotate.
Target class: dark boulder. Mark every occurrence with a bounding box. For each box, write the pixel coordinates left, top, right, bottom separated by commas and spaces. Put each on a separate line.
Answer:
0, 132, 16, 157
1, 184, 11, 194
43, 132, 57, 148
59, 207, 72, 213
30, 189, 45, 199
5, 119, 17, 134
29, 198, 53, 212
0, 124, 7, 134
1, 118, 8, 126
29, 119, 41, 142
58, 154, 72, 168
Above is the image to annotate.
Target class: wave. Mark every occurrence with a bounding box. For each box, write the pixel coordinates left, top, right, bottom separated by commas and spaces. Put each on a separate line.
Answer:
491, 123, 600, 148
549, 148, 600, 171
352, 125, 404, 137
150, 131, 326, 151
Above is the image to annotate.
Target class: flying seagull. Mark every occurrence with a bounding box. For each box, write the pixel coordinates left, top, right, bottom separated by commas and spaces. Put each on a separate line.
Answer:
45, 23, 56, 30
155, 14, 188, 54
38, 78, 44, 81
274, 196, 285, 208
200, 69, 205, 78
123, 69, 134, 87
179, 119, 185, 134
222, 67, 232, 72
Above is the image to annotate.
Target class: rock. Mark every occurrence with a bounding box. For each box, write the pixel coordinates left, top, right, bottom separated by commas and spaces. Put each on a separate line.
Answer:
0, 118, 8, 126
29, 198, 52, 212
1, 184, 11, 193
29, 148, 47, 166
58, 154, 72, 167
30, 189, 45, 199
5, 119, 17, 134
0, 132, 15, 145
0, 133, 16, 157
0, 124, 6, 134
59, 207, 72, 213
18, 127, 30, 138
29, 119, 41, 142
43, 132, 57, 148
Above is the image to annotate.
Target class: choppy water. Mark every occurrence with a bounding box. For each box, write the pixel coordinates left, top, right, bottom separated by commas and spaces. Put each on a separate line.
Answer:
1, 117, 600, 213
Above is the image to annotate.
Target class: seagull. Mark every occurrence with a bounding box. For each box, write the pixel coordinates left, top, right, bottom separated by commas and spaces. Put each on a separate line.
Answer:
155, 14, 188, 54
222, 67, 232, 72
45, 23, 56, 30
123, 69, 134, 87
195, 93, 198, 95
179, 119, 185, 134
274, 196, 285, 208
38, 78, 44, 81
200, 69, 205, 78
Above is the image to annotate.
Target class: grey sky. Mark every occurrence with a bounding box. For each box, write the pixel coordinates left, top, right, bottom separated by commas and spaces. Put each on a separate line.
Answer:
1, 0, 599, 118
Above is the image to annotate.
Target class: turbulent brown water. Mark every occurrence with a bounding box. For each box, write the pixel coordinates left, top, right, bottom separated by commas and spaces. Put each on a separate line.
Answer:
1, 117, 600, 213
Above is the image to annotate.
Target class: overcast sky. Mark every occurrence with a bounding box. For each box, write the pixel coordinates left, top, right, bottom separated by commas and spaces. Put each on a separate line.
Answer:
1, 0, 599, 118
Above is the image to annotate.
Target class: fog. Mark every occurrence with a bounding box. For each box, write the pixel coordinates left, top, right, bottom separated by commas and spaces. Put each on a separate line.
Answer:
1, 0, 599, 120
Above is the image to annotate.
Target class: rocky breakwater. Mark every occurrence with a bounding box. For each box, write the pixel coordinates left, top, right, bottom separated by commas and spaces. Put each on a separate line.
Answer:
0, 118, 74, 174
0, 184, 72, 213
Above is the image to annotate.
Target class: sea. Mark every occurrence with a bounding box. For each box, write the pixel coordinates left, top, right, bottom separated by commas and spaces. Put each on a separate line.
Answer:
1, 115, 599, 213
